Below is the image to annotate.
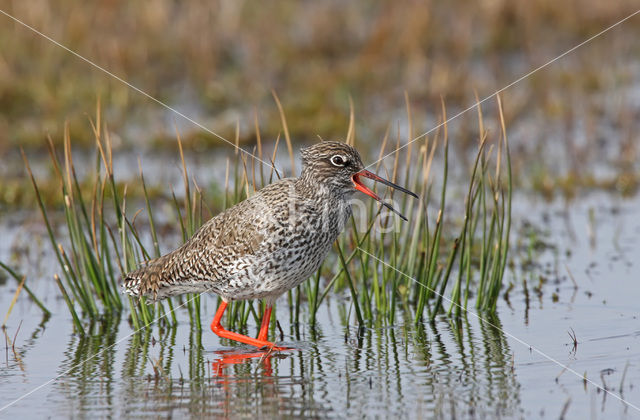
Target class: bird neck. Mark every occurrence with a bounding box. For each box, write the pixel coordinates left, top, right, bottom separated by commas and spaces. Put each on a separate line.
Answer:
295, 170, 325, 198
295, 169, 345, 201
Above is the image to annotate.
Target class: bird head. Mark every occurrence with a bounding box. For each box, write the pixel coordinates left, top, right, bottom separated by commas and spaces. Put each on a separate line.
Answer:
300, 141, 418, 220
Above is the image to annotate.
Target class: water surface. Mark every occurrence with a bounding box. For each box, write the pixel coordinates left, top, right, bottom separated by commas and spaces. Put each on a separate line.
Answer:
1, 192, 639, 419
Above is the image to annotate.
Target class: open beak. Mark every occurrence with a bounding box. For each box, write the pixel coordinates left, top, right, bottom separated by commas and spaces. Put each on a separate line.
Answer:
351, 170, 419, 221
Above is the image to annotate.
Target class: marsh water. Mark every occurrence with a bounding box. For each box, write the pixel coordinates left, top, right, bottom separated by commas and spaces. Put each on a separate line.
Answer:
1, 189, 639, 419
3, 1, 640, 418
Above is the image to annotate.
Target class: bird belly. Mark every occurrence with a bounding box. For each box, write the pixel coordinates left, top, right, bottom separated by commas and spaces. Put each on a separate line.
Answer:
217, 240, 332, 302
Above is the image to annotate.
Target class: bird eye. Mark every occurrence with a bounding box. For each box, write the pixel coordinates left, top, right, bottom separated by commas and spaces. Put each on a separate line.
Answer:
330, 155, 347, 167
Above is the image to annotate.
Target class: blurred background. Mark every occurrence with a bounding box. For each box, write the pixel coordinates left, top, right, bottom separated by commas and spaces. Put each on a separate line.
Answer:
2, 3, 640, 418
1, 0, 639, 208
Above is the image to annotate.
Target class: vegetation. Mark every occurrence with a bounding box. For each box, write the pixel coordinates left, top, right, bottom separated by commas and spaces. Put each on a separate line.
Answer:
2, 1, 638, 150
1, 2, 637, 208
12, 96, 512, 336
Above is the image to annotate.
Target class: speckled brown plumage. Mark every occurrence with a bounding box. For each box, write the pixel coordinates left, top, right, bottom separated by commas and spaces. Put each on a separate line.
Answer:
123, 141, 364, 305
123, 141, 418, 348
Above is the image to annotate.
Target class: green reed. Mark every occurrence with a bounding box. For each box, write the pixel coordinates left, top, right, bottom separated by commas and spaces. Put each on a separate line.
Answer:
304, 96, 512, 326
0, 261, 50, 317
18, 96, 511, 336
19, 103, 210, 334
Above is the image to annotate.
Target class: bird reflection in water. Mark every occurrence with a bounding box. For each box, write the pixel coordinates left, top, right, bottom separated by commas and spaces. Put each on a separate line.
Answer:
211, 346, 291, 377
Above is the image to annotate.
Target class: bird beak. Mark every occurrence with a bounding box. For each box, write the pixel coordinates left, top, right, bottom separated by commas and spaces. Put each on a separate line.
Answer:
351, 170, 419, 221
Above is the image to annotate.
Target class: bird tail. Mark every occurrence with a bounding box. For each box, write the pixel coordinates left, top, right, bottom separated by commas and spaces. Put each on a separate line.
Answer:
122, 256, 168, 302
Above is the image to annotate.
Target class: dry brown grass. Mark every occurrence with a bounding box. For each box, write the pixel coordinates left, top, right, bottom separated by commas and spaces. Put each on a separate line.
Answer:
1, 0, 639, 203
1, 0, 638, 147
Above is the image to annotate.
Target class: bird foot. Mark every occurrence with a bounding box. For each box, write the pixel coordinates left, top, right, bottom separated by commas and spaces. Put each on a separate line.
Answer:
211, 302, 293, 351
259, 344, 291, 352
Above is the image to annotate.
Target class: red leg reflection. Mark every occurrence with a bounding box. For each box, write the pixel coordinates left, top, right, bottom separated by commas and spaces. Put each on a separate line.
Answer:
211, 350, 274, 377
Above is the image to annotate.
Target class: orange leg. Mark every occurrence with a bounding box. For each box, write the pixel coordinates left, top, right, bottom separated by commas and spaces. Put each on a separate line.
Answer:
211, 301, 282, 349
257, 305, 272, 342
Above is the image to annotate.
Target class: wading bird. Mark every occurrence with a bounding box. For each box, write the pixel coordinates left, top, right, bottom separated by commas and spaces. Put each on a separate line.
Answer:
123, 141, 417, 349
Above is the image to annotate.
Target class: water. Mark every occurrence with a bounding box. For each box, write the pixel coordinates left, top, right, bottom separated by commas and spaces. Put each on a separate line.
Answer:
1, 192, 639, 419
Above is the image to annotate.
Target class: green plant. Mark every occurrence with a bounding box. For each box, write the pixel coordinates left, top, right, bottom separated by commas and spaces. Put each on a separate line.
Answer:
22, 97, 512, 335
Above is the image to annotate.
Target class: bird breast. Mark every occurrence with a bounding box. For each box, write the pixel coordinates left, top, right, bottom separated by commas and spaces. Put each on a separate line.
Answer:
222, 189, 352, 300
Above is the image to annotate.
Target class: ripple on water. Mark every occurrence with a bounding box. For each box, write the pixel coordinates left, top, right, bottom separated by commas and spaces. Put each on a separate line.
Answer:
1, 192, 640, 418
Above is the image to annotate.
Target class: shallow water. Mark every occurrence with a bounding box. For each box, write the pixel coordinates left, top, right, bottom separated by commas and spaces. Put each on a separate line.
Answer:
1, 191, 639, 419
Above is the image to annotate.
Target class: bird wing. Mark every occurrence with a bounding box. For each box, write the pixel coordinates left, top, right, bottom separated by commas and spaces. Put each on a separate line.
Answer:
123, 179, 296, 300
159, 193, 268, 287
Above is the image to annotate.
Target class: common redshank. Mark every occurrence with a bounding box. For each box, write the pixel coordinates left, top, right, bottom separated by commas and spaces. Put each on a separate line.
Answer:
123, 141, 417, 348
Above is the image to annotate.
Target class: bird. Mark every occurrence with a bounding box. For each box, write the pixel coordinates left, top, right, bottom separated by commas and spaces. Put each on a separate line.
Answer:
122, 141, 418, 349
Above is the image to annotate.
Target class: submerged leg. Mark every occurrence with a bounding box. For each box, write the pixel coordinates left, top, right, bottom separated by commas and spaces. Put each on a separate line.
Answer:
210, 301, 282, 349
257, 305, 273, 342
